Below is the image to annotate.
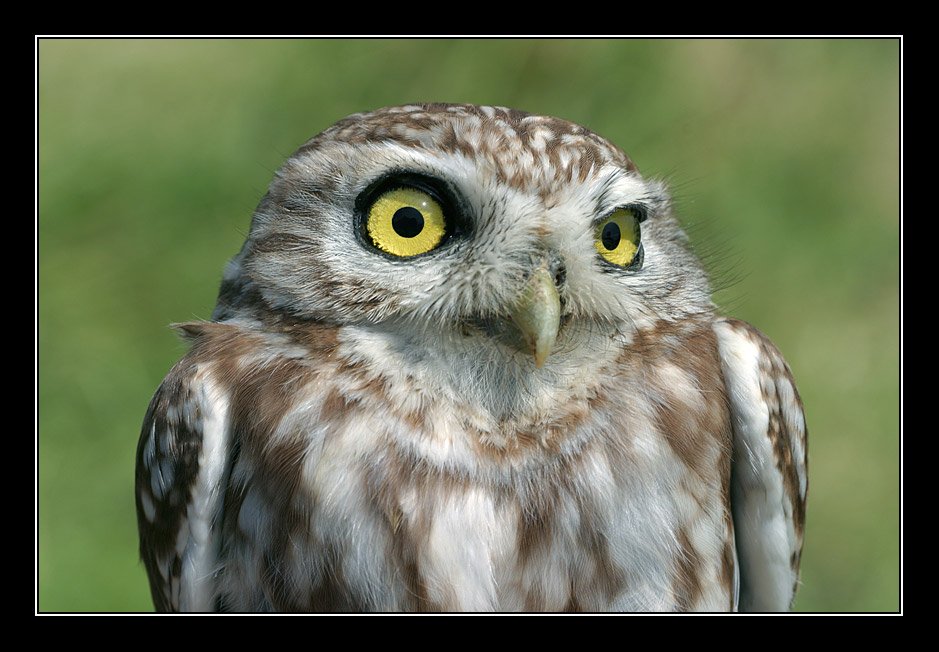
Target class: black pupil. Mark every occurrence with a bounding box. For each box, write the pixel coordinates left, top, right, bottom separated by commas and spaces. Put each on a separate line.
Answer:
392, 207, 424, 238
601, 221, 621, 250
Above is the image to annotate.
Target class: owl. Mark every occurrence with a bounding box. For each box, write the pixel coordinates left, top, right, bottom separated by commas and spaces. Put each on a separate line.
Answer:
135, 103, 807, 612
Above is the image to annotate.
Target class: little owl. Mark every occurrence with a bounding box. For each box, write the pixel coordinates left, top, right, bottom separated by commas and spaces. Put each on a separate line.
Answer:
135, 103, 807, 612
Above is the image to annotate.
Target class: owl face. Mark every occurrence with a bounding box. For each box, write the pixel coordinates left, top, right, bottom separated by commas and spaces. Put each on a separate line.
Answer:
218, 104, 712, 381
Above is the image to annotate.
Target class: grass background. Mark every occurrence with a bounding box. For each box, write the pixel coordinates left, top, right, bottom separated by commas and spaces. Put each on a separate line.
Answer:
37, 38, 901, 613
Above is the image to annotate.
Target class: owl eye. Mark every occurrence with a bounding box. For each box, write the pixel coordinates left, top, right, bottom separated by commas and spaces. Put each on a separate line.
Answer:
365, 186, 448, 258
594, 208, 643, 268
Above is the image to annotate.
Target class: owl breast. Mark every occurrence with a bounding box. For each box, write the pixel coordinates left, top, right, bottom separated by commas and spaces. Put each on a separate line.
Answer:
195, 313, 736, 612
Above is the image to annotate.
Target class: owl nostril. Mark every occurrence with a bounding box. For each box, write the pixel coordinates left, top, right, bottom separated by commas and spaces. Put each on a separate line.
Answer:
527, 250, 566, 289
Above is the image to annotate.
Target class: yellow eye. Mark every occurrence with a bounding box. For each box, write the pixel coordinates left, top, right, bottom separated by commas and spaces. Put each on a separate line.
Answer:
594, 208, 642, 267
365, 186, 448, 257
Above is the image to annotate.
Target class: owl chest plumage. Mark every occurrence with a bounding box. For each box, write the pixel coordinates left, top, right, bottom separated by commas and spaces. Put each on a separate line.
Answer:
177, 318, 737, 612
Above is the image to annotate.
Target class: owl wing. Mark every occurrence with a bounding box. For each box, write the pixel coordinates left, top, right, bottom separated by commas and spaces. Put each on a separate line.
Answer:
713, 318, 808, 612
135, 329, 233, 612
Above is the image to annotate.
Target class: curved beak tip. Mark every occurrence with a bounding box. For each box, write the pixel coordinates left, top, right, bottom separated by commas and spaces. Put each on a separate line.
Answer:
510, 265, 561, 370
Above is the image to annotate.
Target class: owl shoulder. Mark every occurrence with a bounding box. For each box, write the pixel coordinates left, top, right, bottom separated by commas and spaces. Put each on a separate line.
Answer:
136, 319, 339, 610
712, 317, 808, 611
135, 322, 252, 611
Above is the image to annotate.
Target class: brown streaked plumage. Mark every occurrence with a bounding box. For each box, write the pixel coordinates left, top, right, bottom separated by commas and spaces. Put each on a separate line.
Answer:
136, 103, 807, 612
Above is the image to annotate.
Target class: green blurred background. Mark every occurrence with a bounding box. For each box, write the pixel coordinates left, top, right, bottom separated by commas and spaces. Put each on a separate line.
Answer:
37, 38, 900, 613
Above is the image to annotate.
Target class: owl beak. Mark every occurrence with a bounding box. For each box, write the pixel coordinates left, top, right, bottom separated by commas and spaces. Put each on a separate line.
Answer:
509, 263, 561, 369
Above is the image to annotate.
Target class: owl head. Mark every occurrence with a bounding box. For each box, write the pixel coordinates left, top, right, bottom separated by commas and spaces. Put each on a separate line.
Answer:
213, 104, 712, 380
